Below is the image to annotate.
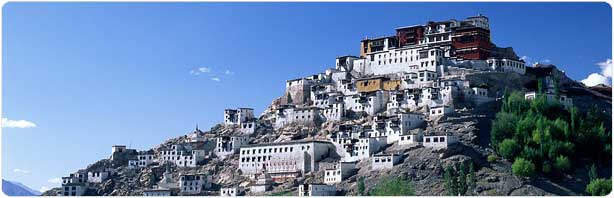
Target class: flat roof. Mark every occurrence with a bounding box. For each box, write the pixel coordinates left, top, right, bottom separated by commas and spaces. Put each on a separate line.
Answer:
336, 55, 359, 59
395, 24, 424, 30
143, 189, 172, 192
240, 140, 333, 148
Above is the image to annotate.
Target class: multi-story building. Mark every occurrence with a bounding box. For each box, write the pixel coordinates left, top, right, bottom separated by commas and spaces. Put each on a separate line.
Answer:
224, 108, 255, 125
274, 106, 322, 129
87, 171, 110, 183
178, 173, 211, 194
238, 140, 337, 178
220, 187, 240, 196
323, 162, 356, 184
298, 183, 336, 196
142, 189, 172, 196
61, 183, 87, 196
215, 135, 249, 159
158, 144, 206, 167
525, 91, 573, 108
61, 171, 88, 196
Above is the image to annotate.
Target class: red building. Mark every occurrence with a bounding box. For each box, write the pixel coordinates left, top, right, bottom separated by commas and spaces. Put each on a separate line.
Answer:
395, 25, 424, 47
451, 26, 492, 60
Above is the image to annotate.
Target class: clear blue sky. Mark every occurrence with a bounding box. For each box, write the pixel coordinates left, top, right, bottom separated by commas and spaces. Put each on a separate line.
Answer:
2, 2, 611, 192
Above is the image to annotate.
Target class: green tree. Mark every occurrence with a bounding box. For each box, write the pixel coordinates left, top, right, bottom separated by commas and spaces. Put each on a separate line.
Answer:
458, 163, 467, 195
357, 177, 366, 196
542, 162, 552, 174
487, 154, 497, 163
444, 165, 458, 195
512, 158, 536, 177
553, 155, 571, 173
588, 164, 598, 181
467, 164, 476, 195
491, 112, 519, 146
498, 139, 520, 160
369, 177, 415, 196
586, 178, 612, 196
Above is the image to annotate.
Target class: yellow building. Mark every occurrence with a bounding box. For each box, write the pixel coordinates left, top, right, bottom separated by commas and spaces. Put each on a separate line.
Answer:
357, 77, 400, 93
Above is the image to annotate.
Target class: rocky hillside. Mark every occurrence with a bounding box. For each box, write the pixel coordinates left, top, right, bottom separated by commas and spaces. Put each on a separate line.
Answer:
42, 68, 611, 196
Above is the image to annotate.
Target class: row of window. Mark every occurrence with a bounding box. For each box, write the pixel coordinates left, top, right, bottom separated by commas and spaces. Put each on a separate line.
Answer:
138, 155, 154, 160
241, 145, 310, 155
424, 136, 447, 143
374, 157, 393, 163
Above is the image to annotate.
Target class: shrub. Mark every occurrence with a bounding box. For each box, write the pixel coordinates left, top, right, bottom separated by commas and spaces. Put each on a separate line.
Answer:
498, 139, 520, 160
487, 154, 497, 163
542, 162, 552, 174
553, 155, 571, 173
512, 158, 536, 177
586, 178, 612, 196
357, 177, 366, 196
588, 164, 598, 181
370, 177, 415, 196
491, 112, 519, 146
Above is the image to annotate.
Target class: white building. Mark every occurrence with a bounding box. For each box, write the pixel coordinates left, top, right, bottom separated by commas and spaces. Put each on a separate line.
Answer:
466, 87, 494, 105
110, 145, 126, 160
321, 102, 344, 121
62, 172, 87, 185
398, 129, 423, 145
220, 187, 239, 196
428, 105, 454, 120
370, 113, 425, 144
354, 45, 447, 77
487, 58, 526, 74
178, 173, 212, 194
158, 144, 206, 167
143, 189, 172, 196
239, 140, 337, 177
87, 171, 110, 183
239, 121, 256, 134
61, 171, 88, 196
423, 134, 458, 148
371, 154, 402, 170
274, 107, 322, 129
324, 162, 356, 184
215, 135, 249, 158
330, 134, 387, 162
345, 91, 390, 116
136, 150, 156, 167
224, 108, 255, 125
524, 91, 573, 108
61, 183, 87, 196
298, 183, 336, 196
128, 159, 139, 169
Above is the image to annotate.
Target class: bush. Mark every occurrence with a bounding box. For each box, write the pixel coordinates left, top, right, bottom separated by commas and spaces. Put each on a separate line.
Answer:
370, 177, 415, 196
588, 164, 598, 181
498, 139, 520, 160
553, 155, 571, 173
512, 158, 536, 177
542, 162, 552, 174
357, 177, 366, 196
487, 154, 497, 163
491, 112, 519, 146
586, 179, 612, 196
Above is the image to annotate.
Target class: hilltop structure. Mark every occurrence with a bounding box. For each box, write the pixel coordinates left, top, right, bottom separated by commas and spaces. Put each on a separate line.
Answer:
47, 15, 611, 196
